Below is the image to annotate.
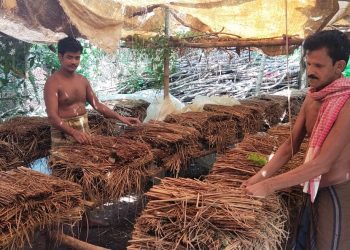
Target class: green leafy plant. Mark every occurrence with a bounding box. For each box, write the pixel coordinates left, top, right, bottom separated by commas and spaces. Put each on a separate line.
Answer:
247, 152, 268, 166
120, 34, 178, 92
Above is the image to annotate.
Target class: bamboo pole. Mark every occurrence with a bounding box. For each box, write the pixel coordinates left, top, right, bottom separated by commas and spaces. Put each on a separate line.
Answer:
163, 6, 170, 99
123, 37, 304, 49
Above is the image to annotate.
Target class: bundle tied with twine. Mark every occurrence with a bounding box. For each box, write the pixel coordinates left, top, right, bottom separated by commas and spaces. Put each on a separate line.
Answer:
239, 95, 286, 127
0, 116, 51, 165
88, 110, 122, 136
124, 121, 201, 175
203, 104, 264, 134
50, 135, 154, 203
0, 167, 83, 250
112, 99, 150, 122
128, 177, 287, 250
164, 111, 240, 153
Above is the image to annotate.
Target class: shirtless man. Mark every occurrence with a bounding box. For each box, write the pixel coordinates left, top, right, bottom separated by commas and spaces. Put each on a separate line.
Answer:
44, 37, 140, 144
243, 30, 350, 249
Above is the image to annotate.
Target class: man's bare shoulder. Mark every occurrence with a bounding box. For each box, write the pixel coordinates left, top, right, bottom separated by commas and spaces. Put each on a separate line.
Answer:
45, 71, 60, 86
74, 73, 89, 84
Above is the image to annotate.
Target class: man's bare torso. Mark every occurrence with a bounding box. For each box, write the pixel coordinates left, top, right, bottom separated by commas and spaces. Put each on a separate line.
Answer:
303, 96, 350, 187
50, 72, 87, 118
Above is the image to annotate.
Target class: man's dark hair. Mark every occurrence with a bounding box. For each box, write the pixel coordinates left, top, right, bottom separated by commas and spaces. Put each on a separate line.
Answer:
303, 30, 350, 64
57, 37, 83, 55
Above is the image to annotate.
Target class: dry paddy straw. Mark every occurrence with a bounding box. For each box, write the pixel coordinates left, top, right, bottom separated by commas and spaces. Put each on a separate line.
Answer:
203, 104, 264, 134
239, 97, 285, 127
50, 135, 154, 203
0, 116, 51, 165
128, 177, 287, 250
124, 121, 201, 175
0, 140, 23, 170
164, 111, 240, 153
88, 110, 122, 136
0, 167, 83, 250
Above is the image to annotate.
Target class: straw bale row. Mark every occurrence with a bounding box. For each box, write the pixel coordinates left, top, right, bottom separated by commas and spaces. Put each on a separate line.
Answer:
49, 135, 154, 203
128, 177, 287, 250
203, 104, 264, 134
124, 121, 202, 175
164, 111, 240, 153
0, 167, 83, 250
0, 116, 51, 166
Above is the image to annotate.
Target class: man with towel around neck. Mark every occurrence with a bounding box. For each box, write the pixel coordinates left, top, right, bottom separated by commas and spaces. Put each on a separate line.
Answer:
242, 30, 350, 249
44, 37, 140, 147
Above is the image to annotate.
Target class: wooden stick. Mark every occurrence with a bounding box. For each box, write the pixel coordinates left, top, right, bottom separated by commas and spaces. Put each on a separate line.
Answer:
51, 232, 110, 250
123, 36, 303, 49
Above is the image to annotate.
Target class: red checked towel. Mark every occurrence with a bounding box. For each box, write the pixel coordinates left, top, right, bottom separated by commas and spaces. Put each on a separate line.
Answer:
303, 76, 350, 202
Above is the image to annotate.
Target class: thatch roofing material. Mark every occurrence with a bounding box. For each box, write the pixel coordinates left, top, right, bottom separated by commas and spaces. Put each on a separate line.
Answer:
0, 167, 83, 250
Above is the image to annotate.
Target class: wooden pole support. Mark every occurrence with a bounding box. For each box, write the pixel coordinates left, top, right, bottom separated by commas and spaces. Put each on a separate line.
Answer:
51, 231, 111, 250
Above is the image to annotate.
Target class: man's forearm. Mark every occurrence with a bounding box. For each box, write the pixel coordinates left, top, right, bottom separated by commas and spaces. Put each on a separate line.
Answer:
258, 141, 295, 178
48, 116, 77, 136
264, 160, 329, 193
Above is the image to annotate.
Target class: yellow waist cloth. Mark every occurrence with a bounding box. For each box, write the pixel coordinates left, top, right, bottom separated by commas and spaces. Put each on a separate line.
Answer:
51, 113, 90, 148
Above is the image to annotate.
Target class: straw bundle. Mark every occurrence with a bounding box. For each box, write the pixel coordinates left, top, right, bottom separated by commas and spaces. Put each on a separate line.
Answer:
239, 96, 285, 127
124, 121, 201, 174
0, 116, 51, 165
238, 133, 280, 155
0, 140, 23, 170
164, 111, 240, 153
206, 148, 262, 187
0, 167, 83, 250
128, 177, 287, 250
88, 110, 121, 136
203, 104, 264, 134
50, 135, 154, 202
112, 99, 150, 122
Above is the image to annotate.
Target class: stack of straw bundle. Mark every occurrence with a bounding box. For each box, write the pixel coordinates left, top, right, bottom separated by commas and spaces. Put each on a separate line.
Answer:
0, 167, 83, 250
128, 177, 287, 250
164, 111, 240, 153
203, 104, 264, 134
0, 140, 22, 170
113, 99, 150, 122
124, 121, 201, 174
88, 110, 121, 136
0, 116, 51, 165
50, 135, 154, 202
240, 96, 286, 127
